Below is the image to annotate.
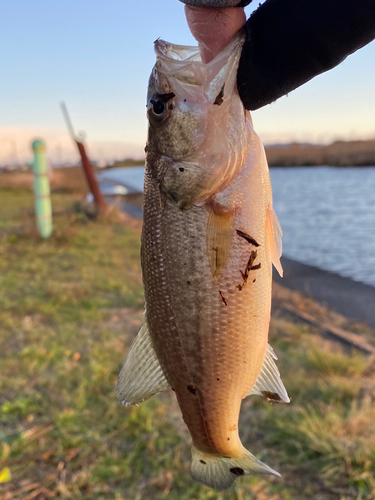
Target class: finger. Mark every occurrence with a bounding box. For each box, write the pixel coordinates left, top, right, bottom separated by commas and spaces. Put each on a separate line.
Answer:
185, 6, 246, 62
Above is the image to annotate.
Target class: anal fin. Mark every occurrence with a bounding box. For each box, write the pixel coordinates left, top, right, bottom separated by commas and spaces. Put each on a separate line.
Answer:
116, 322, 170, 406
248, 344, 290, 403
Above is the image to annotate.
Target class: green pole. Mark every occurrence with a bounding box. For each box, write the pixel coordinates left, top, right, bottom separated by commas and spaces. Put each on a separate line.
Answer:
31, 139, 52, 239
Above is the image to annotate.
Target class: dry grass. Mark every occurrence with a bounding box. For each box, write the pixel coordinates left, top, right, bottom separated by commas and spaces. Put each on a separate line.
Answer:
0, 161, 146, 195
0, 166, 89, 194
265, 139, 375, 167
1, 189, 375, 499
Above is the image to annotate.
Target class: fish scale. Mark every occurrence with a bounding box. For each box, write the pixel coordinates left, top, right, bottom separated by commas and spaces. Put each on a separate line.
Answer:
116, 33, 289, 490
142, 134, 270, 456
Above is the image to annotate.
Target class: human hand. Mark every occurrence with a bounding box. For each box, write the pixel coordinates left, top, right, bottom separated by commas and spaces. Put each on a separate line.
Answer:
182, 0, 375, 111
185, 5, 246, 63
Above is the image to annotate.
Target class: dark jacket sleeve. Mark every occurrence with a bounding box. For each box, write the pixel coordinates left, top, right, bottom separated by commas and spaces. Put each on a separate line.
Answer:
238, 0, 375, 110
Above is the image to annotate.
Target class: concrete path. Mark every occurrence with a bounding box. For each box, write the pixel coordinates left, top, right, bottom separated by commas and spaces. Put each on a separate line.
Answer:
273, 256, 375, 330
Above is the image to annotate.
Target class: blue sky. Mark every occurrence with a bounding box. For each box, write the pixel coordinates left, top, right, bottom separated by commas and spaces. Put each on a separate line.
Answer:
1, 0, 375, 164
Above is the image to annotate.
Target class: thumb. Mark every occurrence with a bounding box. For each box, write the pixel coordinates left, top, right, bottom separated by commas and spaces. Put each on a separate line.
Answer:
185, 5, 246, 63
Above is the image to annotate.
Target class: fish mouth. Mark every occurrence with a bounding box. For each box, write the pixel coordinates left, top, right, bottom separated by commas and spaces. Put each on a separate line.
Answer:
154, 39, 201, 64
154, 40, 203, 86
153, 34, 245, 87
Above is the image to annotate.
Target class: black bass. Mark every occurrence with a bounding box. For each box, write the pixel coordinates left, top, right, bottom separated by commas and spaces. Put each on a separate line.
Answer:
117, 33, 289, 490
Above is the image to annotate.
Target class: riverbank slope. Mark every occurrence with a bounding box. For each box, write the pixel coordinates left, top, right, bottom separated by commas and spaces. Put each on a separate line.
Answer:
274, 256, 375, 330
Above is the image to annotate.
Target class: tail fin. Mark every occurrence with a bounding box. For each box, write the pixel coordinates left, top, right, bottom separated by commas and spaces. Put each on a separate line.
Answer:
190, 444, 280, 490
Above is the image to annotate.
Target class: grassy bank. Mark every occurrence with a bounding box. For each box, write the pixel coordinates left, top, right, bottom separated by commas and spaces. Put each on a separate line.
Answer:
1, 189, 375, 499
0, 167, 89, 194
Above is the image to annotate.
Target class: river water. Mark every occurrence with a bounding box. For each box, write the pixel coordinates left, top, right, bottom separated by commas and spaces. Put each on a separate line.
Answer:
107, 165, 375, 287
270, 166, 375, 287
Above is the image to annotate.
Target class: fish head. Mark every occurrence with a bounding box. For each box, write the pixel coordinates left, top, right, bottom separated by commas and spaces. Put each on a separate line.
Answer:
146, 34, 249, 209
147, 64, 206, 162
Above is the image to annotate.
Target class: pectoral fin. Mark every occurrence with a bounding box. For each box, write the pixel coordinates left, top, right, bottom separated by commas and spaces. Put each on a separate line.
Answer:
116, 322, 170, 406
206, 203, 235, 280
266, 207, 283, 277
248, 344, 290, 403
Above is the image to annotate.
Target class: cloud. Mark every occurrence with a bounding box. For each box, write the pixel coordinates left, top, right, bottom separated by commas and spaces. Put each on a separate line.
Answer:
0, 127, 145, 166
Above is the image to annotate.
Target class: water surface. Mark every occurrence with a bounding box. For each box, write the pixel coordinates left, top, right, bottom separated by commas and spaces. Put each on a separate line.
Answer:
104, 165, 375, 287
270, 166, 375, 287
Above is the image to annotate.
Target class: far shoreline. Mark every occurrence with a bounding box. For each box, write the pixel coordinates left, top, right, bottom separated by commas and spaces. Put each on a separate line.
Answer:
265, 138, 375, 167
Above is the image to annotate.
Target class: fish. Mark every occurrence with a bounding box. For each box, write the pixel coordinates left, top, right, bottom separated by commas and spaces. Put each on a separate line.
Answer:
116, 32, 289, 491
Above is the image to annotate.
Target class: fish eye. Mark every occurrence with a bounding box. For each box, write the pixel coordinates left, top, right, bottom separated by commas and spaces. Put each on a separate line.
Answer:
148, 92, 175, 123
150, 99, 165, 115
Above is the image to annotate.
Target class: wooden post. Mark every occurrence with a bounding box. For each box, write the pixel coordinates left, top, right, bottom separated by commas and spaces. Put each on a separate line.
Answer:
60, 102, 108, 214
75, 138, 108, 213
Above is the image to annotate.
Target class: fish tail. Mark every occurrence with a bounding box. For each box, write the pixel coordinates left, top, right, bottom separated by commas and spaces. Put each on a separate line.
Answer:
190, 444, 280, 490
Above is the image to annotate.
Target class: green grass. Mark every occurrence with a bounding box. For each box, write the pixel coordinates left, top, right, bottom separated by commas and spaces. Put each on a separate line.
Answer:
1, 188, 375, 499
